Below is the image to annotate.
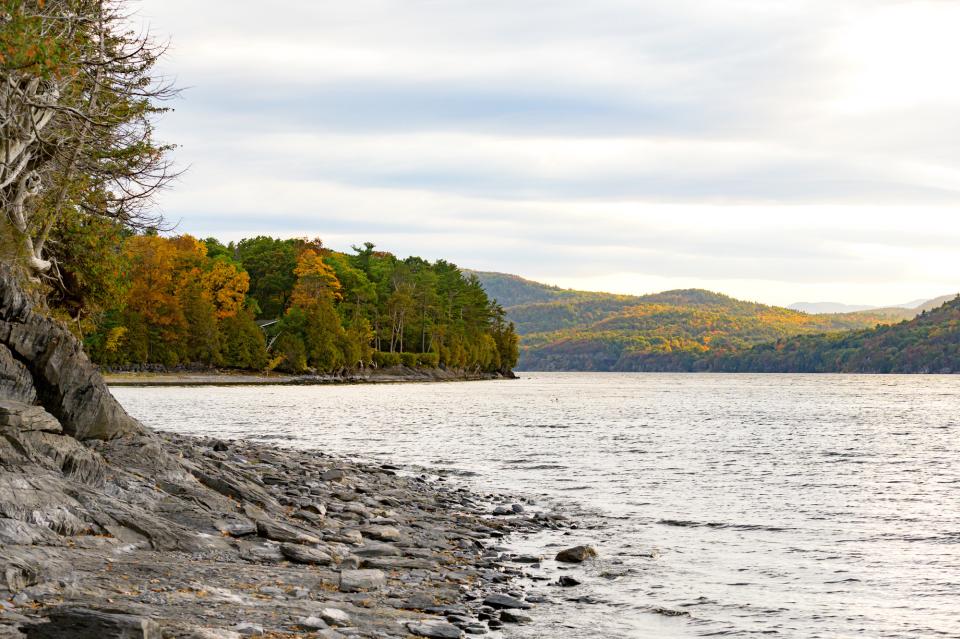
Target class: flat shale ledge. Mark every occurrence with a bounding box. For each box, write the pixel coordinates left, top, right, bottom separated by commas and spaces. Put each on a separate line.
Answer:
0, 431, 570, 638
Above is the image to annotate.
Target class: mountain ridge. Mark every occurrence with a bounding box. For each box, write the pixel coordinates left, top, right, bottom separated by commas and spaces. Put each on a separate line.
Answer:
467, 270, 953, 371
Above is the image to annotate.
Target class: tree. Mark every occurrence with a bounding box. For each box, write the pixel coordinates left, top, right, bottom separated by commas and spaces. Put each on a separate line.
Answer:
237, 236, 297, 318
202, 261, 249, 319
291, 249, 341, 307
1, 0, 177, 283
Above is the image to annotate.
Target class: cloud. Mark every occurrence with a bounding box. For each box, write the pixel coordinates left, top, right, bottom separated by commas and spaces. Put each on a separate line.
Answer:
134, 0, 960, 305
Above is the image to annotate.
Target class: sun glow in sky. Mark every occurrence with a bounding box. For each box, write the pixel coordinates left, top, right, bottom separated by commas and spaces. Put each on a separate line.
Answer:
139, 0, 960, 307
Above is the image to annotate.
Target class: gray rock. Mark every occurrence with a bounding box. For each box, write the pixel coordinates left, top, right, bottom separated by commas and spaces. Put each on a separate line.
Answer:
555, 545, 597, 563
0, 265, 142, 440
23, 607, 161, 638
322, 469, 345, 482
303, 502, 327, 517
327, 530, 363, 545
482, 593, 532, 610
0, 341, 35, 404
231, 623, 264, 637
353, 541, 402, 557
300, 617, 329, 630
338, 569, 386, 592
182, 629, 243, 639
0, 518, 59, 545
280, 543, 334, 565
318, 608, 351, 627
237, 541, 285, 563
500, 610, 533, 624
361, 525, 401, 542
256, 519, 320, 545
0, 402, 61, 433
406, 620, 463, 638
216, 518, 256, 537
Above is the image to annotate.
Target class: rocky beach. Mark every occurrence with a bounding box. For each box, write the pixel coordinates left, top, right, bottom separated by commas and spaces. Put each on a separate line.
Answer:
0, 427, 580, 638
0, 265, 582, 638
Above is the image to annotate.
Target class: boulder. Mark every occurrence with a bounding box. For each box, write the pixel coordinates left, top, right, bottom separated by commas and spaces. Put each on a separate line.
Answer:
555, 545, 597, 563
0, 265, 142, 440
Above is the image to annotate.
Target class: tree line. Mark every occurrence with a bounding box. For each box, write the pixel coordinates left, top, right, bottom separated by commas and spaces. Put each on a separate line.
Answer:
84, 234, 519, 375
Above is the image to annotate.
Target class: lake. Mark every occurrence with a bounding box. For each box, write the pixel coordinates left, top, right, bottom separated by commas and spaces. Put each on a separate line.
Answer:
112, 373, 960, 638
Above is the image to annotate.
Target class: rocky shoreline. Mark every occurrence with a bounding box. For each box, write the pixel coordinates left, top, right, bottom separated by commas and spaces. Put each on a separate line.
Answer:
0, 264, 587, 638
0, 426, 588, 638
104, 367, 517, 387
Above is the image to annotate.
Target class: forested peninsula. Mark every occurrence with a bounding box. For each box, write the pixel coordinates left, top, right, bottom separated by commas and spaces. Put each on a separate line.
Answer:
73, 235, 519, 378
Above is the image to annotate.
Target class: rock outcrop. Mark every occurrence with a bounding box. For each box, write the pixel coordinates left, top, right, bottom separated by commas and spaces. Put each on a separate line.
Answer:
0, 264, 141, 440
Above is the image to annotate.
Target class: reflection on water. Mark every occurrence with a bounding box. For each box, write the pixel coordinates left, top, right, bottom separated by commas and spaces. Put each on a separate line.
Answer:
113, 373, 960, 638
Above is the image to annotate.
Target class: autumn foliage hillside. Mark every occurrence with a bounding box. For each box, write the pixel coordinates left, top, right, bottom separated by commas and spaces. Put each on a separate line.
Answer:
469, 272, 911, 371
710, 296, 960, 373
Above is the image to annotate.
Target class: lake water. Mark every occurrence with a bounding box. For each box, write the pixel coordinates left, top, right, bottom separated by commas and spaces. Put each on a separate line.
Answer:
112, 373, 960, 639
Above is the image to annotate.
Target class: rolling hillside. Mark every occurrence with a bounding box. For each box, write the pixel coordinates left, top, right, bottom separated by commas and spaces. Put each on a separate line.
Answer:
712, 296, 960, 373
470, 271, 948, 371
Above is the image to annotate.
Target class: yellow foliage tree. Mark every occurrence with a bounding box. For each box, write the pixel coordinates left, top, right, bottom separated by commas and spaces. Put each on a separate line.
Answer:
124, 235, 183, 329
202, 261, 250, 319
291, 249, 342, 307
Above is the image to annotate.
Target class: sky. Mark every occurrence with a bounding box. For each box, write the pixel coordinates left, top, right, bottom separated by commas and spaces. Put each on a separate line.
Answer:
136, 0, 960, 307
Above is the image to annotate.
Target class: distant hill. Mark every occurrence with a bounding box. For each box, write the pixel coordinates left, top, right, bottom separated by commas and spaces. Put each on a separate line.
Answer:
712, 295, 960, 373
789, 295, 953, 319
789, 302, 876, 314
465, 271, 572, 307
468, 271, 644, 335
468, 272, 911, 371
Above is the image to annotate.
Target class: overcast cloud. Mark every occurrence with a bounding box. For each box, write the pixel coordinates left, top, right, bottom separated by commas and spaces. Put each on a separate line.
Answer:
137, 0, 960, 306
